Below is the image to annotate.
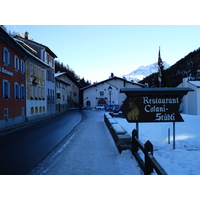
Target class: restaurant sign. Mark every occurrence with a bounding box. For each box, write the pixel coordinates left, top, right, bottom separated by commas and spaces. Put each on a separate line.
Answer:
120, 88, 194, 123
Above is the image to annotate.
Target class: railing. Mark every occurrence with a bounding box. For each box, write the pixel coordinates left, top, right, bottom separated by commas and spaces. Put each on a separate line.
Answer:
132, 129, 167, 175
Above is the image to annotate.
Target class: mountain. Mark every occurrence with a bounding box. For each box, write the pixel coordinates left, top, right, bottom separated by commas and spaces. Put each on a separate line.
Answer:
122, 61, 170, 82
140, 48, 200, 87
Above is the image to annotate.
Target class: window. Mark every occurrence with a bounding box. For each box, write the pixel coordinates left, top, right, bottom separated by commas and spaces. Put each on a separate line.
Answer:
30, 63, 33, 75
14, 55, 19, 71
2, 80, 10, 99
21, 85, 25, 99
14, 82, 20, 99
20, 60, 25, 73
22, 107, 25, 116
100, 91, 104, 96
57, 93, 61, 99
33, 65, 37, 75
42, 70, 45, 79
3, 47, 10, 66
38, 68, 40, 78
31, 107, 34, 114
4, 108, 8, 121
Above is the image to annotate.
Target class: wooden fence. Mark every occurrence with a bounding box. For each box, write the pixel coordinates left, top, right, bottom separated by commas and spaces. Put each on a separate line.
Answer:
132, 129, 167, 175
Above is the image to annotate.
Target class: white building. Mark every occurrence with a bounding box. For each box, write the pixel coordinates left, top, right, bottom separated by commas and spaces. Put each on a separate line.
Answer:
178, 77, 199, 115
81, 76, 144, 109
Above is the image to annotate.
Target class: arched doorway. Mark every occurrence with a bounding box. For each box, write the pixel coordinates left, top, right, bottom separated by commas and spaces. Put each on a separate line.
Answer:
98, 99, 106, 104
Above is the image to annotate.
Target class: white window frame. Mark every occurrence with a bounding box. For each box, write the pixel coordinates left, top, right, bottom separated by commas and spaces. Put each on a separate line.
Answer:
21, 84, 25, 99
4, 108, 8, 121
2, 79, 10, 99
14, 82, 20, 99
20, 60, 25, 74
14, 55, 19, 71
3, 47, 10, 66
30, 63, 33, 75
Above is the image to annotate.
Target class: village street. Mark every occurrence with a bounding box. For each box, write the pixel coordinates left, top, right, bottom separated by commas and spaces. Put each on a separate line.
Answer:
0, 110, 82, 175
0, 109, 141, 175
29, 110, 141, 175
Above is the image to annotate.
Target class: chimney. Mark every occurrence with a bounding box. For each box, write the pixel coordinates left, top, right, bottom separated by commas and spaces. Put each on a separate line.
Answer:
25, 31, 29, 39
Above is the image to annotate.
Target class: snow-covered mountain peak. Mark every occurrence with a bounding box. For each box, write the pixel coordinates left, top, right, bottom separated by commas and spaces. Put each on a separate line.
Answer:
122, 61, 170, 82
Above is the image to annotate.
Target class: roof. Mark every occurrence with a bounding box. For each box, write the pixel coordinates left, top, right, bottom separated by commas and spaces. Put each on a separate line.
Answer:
55, 77, 70, 86
188, 81, 200, 88
0, 27, 49, 67
80, 76, 144, 90
54, 72, 82, 88
120, 87, 194, 96
14, 34, 57, 58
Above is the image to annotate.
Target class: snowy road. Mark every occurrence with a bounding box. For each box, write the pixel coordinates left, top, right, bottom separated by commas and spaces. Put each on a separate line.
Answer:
30, 110, 141, 175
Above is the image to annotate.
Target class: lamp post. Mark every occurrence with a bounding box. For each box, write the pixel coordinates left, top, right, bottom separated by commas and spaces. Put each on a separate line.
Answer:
108, 86, 112, 114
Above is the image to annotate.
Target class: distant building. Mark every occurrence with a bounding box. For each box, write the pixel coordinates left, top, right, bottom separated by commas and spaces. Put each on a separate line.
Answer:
81, 76, 144, 109
0, 27, 27, 129
178, 77, 200, 115
55, 73, 70, 113
54, 72, 81, 108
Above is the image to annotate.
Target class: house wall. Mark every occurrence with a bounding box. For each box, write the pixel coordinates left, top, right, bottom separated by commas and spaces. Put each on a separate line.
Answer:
58, 74, 79, 107
25, 59, 47, 121
0, 37, 25, 129
55, 80, 68, 113
83, 78, 142, 109
178, 78, 199, 115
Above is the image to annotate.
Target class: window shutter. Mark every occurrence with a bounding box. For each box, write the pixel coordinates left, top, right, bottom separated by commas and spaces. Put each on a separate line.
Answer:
8, 82, 10, 98
2, 48, 5, 63
2, 80, 4, 98
8, 52, 10, 65
14, 83, 16, 99
14, 56, 16, 69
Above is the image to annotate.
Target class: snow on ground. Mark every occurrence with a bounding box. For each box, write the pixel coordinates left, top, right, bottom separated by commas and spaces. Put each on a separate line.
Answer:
114, 114, 200, 175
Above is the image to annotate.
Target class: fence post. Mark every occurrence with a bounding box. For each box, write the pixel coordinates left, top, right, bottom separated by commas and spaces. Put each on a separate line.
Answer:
144, 140, 153, 175
132, 129, 138, 154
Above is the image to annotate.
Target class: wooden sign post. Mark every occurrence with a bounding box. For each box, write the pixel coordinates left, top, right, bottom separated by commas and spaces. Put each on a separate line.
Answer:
120, 88, 194, 149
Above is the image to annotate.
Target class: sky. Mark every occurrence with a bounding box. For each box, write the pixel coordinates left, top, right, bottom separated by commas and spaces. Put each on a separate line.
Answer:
4, 25, 200, 83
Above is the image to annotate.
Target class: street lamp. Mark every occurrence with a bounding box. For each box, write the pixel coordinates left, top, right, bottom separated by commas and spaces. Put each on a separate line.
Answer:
108, 86, 112, 114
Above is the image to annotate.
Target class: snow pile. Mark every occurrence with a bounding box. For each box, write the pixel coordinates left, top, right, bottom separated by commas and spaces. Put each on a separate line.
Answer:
122, 61, 170, 82
114, 114, 200, 175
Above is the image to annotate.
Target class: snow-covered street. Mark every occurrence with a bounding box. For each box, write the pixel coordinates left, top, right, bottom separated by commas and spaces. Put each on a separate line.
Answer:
29, 110, 141, 175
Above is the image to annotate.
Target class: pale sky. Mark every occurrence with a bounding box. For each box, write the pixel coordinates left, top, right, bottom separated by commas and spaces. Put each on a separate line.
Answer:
5, 25, 200, 83
3, 1, 200, 83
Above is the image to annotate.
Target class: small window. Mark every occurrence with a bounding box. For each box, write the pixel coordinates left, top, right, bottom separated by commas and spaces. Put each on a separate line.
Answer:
100, 91, 104, 96
4, 108, 8, 121
21, 85, 25, 99
3, 47, 10, 66
20, 60, 25, 73
14, 55, 19, 71
2, 80, 10, 99
31, 107, 34, 114
14, 82, 20, 99
30, 63, 33, 75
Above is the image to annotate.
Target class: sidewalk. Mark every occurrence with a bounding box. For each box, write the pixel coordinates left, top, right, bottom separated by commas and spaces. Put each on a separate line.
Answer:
29, 110, 141, 175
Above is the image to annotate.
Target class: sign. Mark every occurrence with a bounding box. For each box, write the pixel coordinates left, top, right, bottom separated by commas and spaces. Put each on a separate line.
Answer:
120, 88, 194, 123
0, 66, 13, 76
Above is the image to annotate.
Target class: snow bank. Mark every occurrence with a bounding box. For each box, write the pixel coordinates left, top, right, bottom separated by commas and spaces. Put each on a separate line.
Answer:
114, 114, 200, 175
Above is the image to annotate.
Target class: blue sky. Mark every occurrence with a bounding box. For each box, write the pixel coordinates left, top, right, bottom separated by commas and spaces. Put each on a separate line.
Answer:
5, 25, 200, 83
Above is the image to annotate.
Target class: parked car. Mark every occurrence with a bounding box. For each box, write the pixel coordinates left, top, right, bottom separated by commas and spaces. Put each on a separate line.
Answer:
95, 104, 105, 110
105, 105, 121, 112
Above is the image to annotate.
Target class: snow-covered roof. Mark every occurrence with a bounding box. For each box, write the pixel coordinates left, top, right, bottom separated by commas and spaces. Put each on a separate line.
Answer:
188, 81, 200, 88
81, 76, 144, 90
55, 72, 66, 77
55, 77, 70, 86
